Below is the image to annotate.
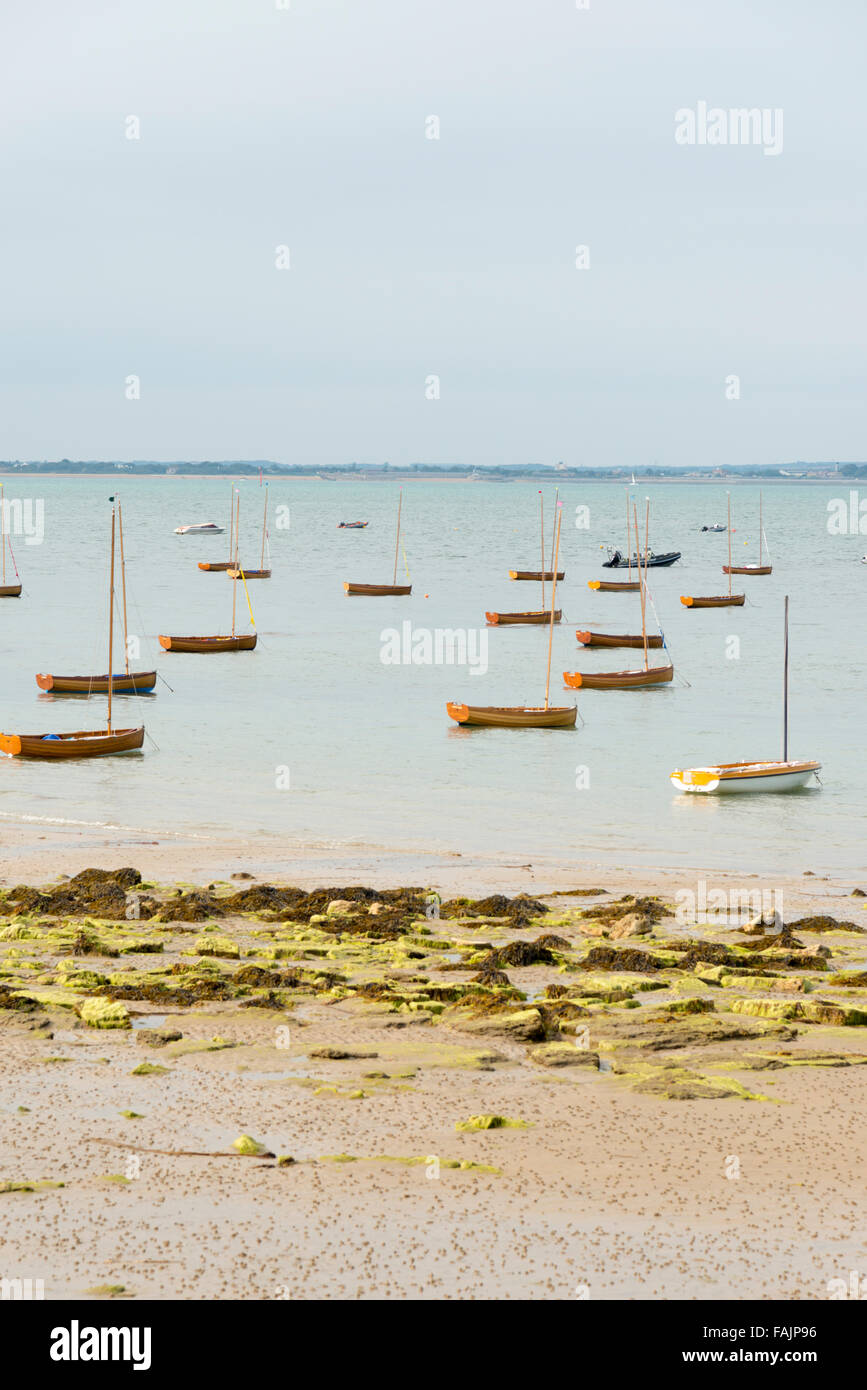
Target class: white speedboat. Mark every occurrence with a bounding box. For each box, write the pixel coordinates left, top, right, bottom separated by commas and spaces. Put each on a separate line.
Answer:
174, 522, 224, 535
670, 759, 821, 794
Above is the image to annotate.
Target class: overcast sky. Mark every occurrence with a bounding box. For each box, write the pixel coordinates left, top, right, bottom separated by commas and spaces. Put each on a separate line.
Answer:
1, 1, 864, 467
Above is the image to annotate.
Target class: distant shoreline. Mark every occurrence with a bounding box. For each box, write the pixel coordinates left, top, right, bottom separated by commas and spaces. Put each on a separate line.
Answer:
0, 471, 853, 485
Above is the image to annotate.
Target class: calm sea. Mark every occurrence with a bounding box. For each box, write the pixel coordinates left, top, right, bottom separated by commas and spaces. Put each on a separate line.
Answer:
0, 476, 863, 876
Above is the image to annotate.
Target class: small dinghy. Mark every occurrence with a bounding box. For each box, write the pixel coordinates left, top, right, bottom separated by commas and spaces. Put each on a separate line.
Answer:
175, 522, 224, 535
576, 630, 663, 648
671, 597, 820, 795
701, 525, 726, 533
161, 492, 257, 653
509, 569, 564, 581
338, 521, 369, 528
486, 610, 561, 625
0, 483, 22, 596
345, 493, 411, 595
602, 548, 681, 569
682, 495, 746, 607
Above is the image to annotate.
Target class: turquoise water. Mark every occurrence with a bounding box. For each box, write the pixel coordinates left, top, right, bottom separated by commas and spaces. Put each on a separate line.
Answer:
0, 476, 863, 875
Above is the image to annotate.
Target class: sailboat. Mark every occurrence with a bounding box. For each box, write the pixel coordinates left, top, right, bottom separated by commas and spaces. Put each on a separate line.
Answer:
723, 492, 772, 576
681, 494, 745, 607
344, 491, 412, 595
565, 501, 673, 688
448, 502, 577, 727
228, 485, 271, 579
0, 483, 22, 597
588, 492, 640, 593
488, 491, 562, 625
198, 485, 238, 571
36, 501, 157, 694
159, 491, 258, 651
671, 597, 820, 793
1, 506, 145, 757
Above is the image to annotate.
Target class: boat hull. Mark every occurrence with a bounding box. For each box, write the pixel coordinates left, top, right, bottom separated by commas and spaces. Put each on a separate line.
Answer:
0, 727, 145, 759
158, 634, 258, 652
197, 561, 234, 572
0, 583, 22, 598
670, 760, 821, 794
227, 569, 271, 579
680, 594, 745, 608
722, 565, 773, 575
447, 702, 577, 728
486, 610, 561, 625
509, 570, 564, 581
563, 665, 674, 689
344, 583, 412, 596
36, 672, 157, 694
587, 580, 641, 592
603, 552, 681, 568
576, 631, 663, 648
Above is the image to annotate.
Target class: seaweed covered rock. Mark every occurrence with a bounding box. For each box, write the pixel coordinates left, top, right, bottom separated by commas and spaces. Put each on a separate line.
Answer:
439, 894, 548, 924
581, 946, 663, 974
3, 868, 152, 921
78, 998, 131, 1029
528, 1042, 599, 1068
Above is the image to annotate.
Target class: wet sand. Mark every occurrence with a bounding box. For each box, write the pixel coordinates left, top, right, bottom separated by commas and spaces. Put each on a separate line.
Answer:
1, 858, 866, 1300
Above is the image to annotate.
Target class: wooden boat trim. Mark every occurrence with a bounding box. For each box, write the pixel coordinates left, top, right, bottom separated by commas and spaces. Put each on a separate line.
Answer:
509, 570, 564, 581
446, 702, 577, 728
158, 634, 258, 652
486, 610, 561, 625
36, 672, 157, 693
723, 565, 773, 575
563, 664, 674, 689
587, 580, 641, 592
576, 630, 663, 648
0, 727, 145, 758
344, 582, 412, 596
680, 594, 745, 607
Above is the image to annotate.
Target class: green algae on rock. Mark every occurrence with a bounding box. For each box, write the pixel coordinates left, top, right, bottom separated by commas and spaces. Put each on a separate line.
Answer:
232, 1134, 269, 1156
454, 1114, 528, 1131
78, 997, 131, 1029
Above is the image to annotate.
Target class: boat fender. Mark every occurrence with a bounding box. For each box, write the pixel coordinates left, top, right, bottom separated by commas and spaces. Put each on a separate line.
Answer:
42, 734, 61, 740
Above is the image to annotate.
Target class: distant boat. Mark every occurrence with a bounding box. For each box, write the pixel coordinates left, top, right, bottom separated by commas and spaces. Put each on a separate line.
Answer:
671, 597, 821, 794
338, 521, 369, 529
509, 570, 564, 582
487, 610, 561, 626
344, 492, 411, 596
722, 491, 772, 575
681, 494, 745, 609
701, 524, 726, 533
0, 482, 22, 597
490, 490, 562, 622
160, 491, 257, 652
448, 502, 575, 728
175, 522, 223, 535
603, 548, 680, 569
199, 485, 237, 570
228, 485, 271, 579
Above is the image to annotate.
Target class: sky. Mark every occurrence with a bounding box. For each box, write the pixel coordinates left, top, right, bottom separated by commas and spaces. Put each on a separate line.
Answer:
1, 0, 865, 467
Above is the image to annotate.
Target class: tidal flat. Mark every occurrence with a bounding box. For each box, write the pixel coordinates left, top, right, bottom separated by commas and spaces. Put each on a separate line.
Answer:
2, 866, 867, 1299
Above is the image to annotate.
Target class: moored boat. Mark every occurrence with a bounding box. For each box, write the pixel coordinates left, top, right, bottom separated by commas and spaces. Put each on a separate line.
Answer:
722, 492, 772, 576
670, 759, 820, 794
486, 610, 561, 625
36, 671, 157, 694
0, 483, 22, 597
509, 569, 564, 581
681, 593, 745, 608
338, 521, 369, 528
564, 664, 673, 689
159, 633, 257, 653
576, 630, 663, 648
447, 702, 576, 728
175, 522, 223, 535
588, 579, 640, 592
345, 492, 411, 595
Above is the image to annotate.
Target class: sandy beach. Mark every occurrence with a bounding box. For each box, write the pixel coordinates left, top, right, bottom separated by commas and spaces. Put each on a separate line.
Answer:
2, 851, 866, 1300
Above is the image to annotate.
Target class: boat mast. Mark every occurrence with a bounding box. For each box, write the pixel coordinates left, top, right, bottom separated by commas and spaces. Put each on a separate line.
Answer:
783, 595, 789, 762
392, 490, 403, 587
722, 492, 733, 594
118, 501, 130, 675
544, 503, 563, 709
548, 486, 560, 581
539, 491, 545, 610
231, 491, 239, 636
260, 485, 268, 570
228, 482, 235, 559
1, 483, 5, 585
634, 503, 648, 671
758, 490, 763, 565
107, 508, 116, 733
626, 489, 631, 580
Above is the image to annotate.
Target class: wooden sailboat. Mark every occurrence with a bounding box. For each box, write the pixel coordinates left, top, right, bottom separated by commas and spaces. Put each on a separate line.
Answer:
488, 491, 562, 624
228, 485, 271, 579
0, 483, 22, 597
671, 597, 820, 793
681, 494, 745, 607
344, 492, 411, 595
448, 503, 576, 728
587, 492, 639, 592
160, 491, 258, 652
510, 570, 564, 582
723, 491, 773, 575
1, 507, 144, 758
565, 502, 673, 688
36, 502, 157, 694
576, 631, 663, 649
198, 484, 238, 571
